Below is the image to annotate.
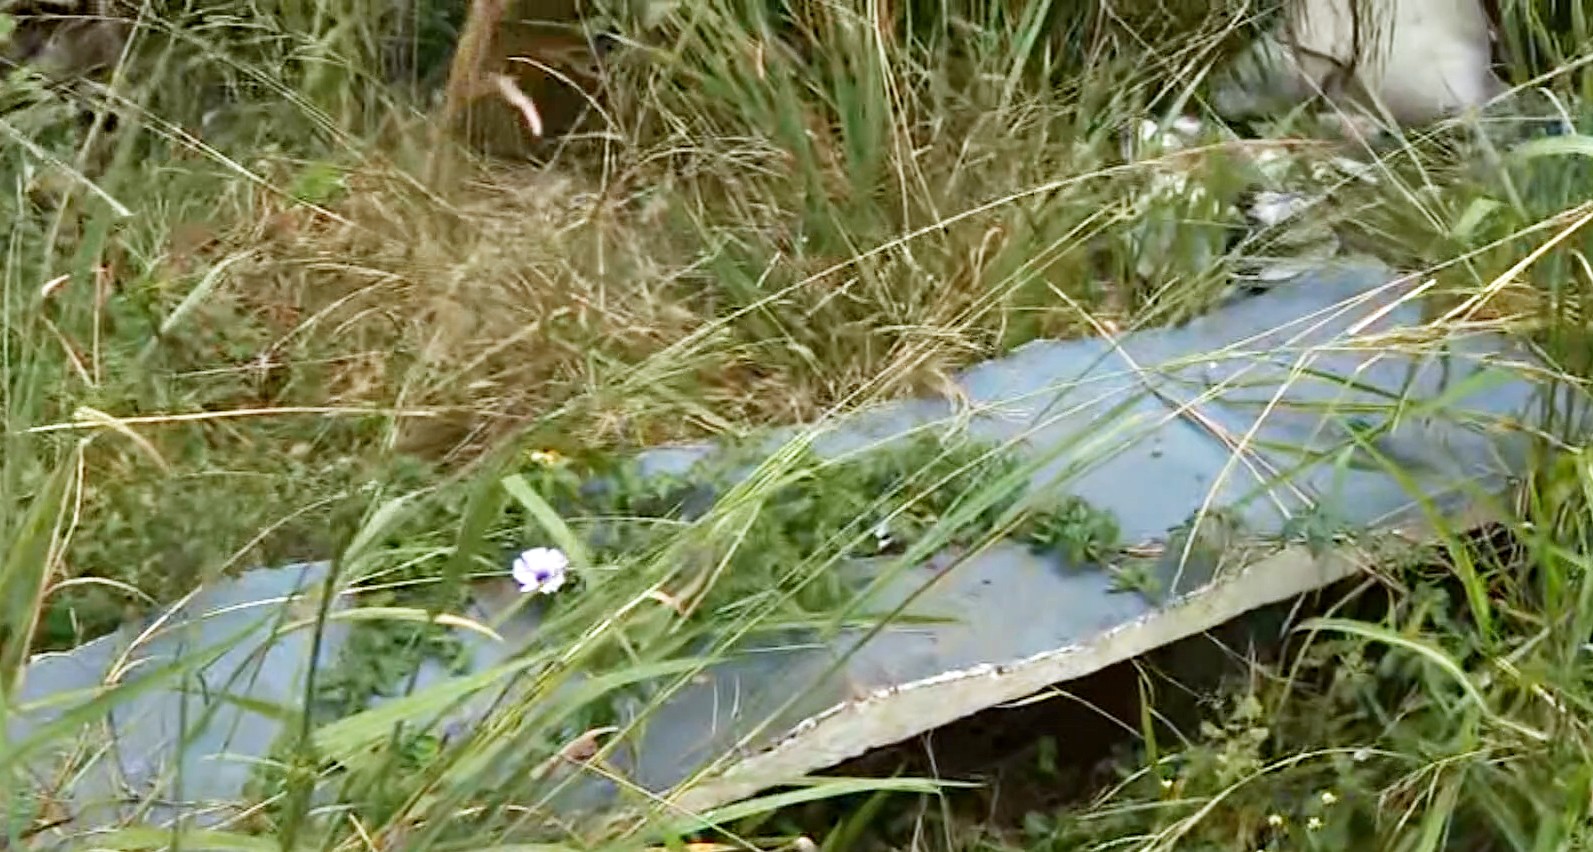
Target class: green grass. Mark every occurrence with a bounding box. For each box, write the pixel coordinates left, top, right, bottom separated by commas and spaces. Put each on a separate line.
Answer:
4, 0, 1593, 848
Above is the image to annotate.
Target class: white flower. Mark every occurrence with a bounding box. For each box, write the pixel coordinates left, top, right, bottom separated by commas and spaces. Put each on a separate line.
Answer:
511, 547, 569, 595
872, 522, 893, 551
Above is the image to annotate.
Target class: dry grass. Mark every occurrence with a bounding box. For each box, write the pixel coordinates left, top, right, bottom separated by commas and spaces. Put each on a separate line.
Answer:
190, 113, 1169, 463
7, 2, 1593, 845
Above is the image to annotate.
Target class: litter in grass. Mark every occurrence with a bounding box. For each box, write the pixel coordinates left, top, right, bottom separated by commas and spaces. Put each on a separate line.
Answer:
11, 257, 1579, 830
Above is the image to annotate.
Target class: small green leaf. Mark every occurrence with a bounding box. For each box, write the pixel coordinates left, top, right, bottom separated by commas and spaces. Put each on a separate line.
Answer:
1450, 197, 1502, 241
80, 827, 285, 851
652, 777, 971, 838
1509, 134, 1593, 162
290, 161, 346, 204
501, 474, 590, 567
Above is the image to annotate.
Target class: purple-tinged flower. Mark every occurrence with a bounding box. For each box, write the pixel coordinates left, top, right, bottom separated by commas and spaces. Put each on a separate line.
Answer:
511, 547, 569, 595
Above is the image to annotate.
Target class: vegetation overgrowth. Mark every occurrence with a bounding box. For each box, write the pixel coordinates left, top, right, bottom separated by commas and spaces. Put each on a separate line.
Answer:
2, 0, 1593, 848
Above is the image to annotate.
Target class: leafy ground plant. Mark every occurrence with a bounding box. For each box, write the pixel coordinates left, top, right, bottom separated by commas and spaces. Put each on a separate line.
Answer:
308, 428, 1126, 722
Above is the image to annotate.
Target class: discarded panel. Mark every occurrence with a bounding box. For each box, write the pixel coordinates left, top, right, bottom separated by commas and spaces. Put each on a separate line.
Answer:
9, 260, 1574, 831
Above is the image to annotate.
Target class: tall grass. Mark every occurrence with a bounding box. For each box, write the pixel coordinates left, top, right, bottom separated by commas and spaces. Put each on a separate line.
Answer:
2, 0, 1593, 847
